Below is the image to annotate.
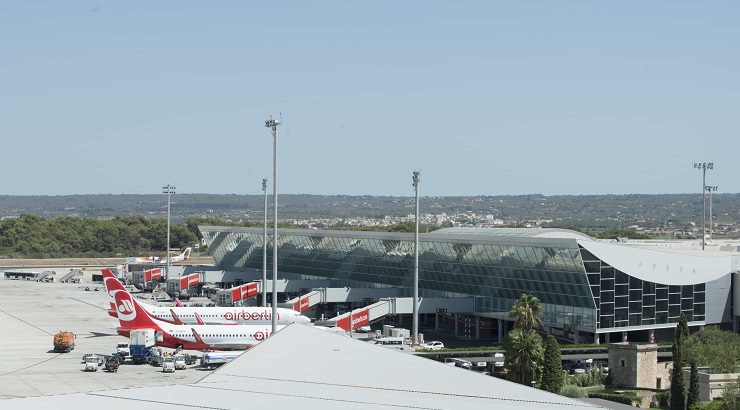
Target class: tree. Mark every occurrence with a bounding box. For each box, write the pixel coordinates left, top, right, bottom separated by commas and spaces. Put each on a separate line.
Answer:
508, 293, 543, 331
503, 328, 544, 386
720, 376, 740, 410
540, 336, 564, 393
671, 314, 688, 410
687, 361, 700, 410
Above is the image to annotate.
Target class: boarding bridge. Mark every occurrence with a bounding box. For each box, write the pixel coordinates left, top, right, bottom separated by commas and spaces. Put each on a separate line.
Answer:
281, 287, 400, 313
324, 297, 476, 331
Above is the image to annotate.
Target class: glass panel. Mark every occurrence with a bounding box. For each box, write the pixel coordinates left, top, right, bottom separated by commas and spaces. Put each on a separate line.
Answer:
656, 288, 668, 300
601, 303, 614, 315
629, 289, 642, 301
643, 282, 655, 294
656, 300, 668, 312
694, 292, 705, 303
682, 285, 694, 298
615, 296, 628, 309
694, 303, 705, 315
643, 295, 655, 306
629, 301, 642, 314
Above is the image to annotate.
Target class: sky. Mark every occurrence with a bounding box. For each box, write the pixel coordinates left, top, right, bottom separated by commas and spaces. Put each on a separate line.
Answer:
1, 1, 738, 197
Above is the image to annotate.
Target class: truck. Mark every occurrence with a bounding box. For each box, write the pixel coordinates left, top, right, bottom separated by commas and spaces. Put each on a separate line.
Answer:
116, 342, 130, 357
200, 351, 246, 370
53, 331, 75, 353
129, 329, 156, 364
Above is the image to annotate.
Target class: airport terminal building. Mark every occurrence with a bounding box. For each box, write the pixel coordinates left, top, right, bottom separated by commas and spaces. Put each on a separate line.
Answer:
199, 226, 740, 344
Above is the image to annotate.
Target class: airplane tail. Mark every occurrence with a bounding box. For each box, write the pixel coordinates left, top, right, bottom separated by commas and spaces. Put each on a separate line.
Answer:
169, 309, 184, 325
194, 312, 206, 325
191, 328, 206, 345
182, 247, 192, 260
102, 269, 162, 330
174, 298, 183, 307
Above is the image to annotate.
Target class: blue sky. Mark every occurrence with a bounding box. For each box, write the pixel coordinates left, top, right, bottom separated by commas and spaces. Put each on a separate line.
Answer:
1, 1, 737, 196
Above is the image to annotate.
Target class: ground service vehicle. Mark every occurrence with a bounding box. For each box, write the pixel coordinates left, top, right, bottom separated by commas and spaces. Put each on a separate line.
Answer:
105, 357, 120, 372
53, 331, 75, 353
84, 356, 99, 372
116, 342, 130, 357
162, 357, 175, 373
174, 355, 186, 370
201, 351, 246, 369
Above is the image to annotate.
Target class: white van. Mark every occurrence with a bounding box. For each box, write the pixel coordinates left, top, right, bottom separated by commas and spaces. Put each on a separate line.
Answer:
374, 337, 405, 350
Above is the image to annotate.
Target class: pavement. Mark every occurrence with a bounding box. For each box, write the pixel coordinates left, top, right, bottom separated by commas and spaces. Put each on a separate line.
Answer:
0, 268, 207, 400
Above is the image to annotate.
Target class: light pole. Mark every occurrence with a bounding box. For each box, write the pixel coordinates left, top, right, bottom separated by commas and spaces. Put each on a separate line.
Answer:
262, 177, 268, 308
706, 185, 718, 244
162, 184, 175, 280
693, 162, 714, 250
412, 170, 420, 345
265, 116, 280, 335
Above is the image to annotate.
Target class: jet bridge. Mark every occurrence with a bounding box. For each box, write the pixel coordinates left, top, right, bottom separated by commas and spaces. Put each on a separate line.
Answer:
326, 297, 476, 331
281, 287, 401, 313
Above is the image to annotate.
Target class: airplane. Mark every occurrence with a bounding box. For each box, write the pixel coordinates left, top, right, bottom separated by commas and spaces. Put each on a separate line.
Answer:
129, 247, 192, 264
105, 270, 283, 350
102, 269, 311, 326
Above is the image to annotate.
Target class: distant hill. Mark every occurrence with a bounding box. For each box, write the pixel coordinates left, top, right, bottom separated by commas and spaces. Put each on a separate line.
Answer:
1, 193, 739, 230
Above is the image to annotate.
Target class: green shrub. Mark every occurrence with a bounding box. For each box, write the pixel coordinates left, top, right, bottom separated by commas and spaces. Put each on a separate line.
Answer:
588, 392, 638, 406
560, 384, 586, 398
654, 390, 670, 407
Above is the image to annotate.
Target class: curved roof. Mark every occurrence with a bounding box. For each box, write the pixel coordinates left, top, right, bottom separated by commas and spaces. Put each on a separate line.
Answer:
432, 227, 593, 240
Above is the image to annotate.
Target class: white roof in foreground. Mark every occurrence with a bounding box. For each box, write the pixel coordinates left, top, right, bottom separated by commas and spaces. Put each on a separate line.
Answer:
7, 324, 605, 410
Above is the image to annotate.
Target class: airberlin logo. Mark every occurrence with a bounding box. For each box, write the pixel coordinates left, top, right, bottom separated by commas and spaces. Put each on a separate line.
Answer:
300, 298, 309, 311
253, 330, 272, 341
351, 313, 368, 327
114, 291, 137, 321
223, 310, 280, 321
187, 276, 199, 286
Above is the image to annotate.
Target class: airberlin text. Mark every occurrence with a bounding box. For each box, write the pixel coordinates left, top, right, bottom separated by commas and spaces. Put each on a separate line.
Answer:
223, 310, 280, 322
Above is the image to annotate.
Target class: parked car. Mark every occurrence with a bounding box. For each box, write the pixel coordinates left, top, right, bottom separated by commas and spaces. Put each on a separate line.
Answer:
421, 341, 445, 350
355, 325, 372, 333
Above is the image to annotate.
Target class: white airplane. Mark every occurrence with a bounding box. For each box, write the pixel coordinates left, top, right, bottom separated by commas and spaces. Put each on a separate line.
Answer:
103, 269, 283, 350
129, 247, 192, 264
102, 269, 311, 326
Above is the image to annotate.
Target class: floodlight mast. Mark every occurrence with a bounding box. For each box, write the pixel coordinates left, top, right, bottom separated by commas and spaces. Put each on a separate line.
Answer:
412, 170, 421, 345
265, 116, 280, 335
693, 162, 714, 250
262, 177, 268, 308
706, 185, 718, 244
162, 184, 176, 280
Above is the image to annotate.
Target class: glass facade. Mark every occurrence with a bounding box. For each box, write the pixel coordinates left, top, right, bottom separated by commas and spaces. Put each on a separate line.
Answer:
580, 246, 706, 331
200, 226, 714, 334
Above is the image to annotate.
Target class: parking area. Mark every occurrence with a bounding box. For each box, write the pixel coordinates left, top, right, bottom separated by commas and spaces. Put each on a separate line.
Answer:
0, 269, 206, 400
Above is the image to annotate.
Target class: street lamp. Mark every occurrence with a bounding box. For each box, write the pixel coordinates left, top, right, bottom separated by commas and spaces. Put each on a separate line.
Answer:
693, 162, 714, 250
162, 184, 176, 280
706, 185, 718, 244
265, 116, 280, 335
262, 177, 268, 308
412, 170, 420, 345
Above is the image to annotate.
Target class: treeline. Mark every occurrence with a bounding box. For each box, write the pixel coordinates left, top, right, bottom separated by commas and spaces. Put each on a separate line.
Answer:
0, 214, 211, 258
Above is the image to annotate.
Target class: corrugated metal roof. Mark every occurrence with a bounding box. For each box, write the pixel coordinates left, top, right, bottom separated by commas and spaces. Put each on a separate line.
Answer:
7, 324, 605, 409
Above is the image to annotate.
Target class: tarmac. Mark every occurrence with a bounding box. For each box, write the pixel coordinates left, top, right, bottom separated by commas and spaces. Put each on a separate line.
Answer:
0, 268, 207, 400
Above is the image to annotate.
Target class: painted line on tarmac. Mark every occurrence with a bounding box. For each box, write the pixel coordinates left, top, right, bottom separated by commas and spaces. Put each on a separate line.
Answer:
0, 352, 64, 377
0, 309, 53, 336
69, 297, 108, 311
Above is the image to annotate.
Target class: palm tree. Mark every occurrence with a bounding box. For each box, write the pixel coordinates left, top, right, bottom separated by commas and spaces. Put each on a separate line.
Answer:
509, 293, 543, 331
504, 328, 544, 385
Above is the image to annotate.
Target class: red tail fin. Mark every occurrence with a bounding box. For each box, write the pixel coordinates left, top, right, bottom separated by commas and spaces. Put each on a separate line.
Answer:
169, 309, 184, 325
194, 312, 205, 325
103, 270, 161, 331
174, 298, 183, 307
191, 328, 205, 345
